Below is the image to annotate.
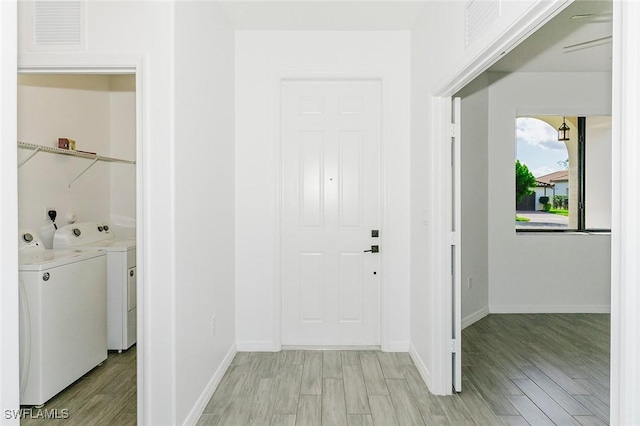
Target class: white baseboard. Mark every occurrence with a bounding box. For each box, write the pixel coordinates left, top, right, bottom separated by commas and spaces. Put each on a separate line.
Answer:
462, 306, 490, 329
182, 343, 236, 426
282, 345, 380, 351
383, 340, 410, 352
489, 305, 611, 314
235, 340, 277, 352
409, 343, 431, 390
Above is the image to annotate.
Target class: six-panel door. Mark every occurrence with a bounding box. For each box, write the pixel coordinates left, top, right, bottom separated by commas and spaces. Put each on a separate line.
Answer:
281, 79, 382, 346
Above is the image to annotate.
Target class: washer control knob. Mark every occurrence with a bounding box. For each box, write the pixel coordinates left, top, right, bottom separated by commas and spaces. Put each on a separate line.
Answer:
103, 225, 110, 232
43, 272, 50, 281
73, 228, 81, 237
22, 233, 33, 243
98, 226, 104, 232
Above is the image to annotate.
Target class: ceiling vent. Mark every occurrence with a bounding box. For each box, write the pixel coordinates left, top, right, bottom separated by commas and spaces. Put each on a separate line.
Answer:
32, 1, 85, 50
465, 0, 500, 47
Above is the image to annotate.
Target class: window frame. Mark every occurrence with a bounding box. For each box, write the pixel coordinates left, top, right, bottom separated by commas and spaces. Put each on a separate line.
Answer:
516, 116, 611, 234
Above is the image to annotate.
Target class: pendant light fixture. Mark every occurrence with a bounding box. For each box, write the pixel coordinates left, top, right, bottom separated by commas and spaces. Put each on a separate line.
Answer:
558, 117, 570, 141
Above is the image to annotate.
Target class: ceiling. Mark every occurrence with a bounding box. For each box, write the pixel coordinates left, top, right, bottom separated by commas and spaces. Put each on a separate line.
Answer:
217, 1, 427, 31
217, 0, 611, 72
489, 0, 612, 73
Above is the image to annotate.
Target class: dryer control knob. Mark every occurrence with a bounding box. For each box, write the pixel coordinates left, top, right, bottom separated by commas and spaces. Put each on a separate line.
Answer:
98, 226, 104, 232
22, 233, 33, 243
103, 225, 110, 232
73, 228, 81, 237
66, 211, 77, 224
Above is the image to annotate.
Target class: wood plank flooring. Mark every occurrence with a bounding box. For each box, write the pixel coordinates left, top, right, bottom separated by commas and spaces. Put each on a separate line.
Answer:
200, 314, 610, 425
20, 347, 136, 426
18, 314, 609, 425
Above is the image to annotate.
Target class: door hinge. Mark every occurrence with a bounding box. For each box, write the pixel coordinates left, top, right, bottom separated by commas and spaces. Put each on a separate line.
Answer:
450, 232, 457, 245
451, 339, 457, 353
450, 124, 456, 138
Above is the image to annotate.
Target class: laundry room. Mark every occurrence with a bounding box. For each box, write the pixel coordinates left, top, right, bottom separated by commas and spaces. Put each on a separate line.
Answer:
17, 73, 137, 416
17, 73, 136, 242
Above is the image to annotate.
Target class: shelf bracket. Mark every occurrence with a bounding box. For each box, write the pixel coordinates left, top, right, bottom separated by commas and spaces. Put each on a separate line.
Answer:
18, 147, 41, 168
18, 141, 135, 186
68, 157, 100, 187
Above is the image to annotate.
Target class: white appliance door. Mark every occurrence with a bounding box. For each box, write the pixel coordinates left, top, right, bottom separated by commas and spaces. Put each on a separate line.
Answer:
20, 255, 107, 405
282, 79, 381, 346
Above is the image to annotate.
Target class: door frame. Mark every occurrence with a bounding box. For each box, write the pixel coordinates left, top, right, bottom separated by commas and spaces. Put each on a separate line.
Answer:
16, 53, 147, 425
425, 0, 577, 396
274, 73, 389, 350
428, 5, 640, 422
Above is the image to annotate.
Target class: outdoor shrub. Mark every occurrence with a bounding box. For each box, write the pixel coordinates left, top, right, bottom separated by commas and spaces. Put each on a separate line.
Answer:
553, 195, 568, 210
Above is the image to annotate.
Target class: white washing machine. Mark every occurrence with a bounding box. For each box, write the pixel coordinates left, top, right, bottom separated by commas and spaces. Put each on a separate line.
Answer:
53, 222, 136, 352
19, 230, 107, 407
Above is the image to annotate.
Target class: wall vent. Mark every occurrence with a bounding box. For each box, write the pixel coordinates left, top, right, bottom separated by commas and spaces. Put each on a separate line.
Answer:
33, 1, 85, 50
465, 0, 500, 47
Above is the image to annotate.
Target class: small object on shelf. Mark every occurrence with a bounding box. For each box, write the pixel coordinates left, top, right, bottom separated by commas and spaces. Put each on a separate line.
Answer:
58, 138, 69, 149
76, 150, 96, 156
58, 138, 76, 150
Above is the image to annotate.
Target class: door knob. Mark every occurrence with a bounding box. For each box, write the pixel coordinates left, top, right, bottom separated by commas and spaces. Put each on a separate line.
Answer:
364, 245, 379, 253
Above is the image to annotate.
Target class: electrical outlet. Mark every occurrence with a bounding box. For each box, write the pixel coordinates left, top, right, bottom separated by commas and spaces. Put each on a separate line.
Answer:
210, 315, 217, 337
45, 207, 57, 222
467, 277, 473, 290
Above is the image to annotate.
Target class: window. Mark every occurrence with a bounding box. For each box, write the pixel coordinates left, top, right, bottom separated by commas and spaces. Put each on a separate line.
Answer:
515, 116, 611, 232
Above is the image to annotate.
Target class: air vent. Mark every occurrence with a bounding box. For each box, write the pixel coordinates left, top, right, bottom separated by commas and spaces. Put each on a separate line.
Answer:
465, 0, 500, 47
33, 1, 85, 49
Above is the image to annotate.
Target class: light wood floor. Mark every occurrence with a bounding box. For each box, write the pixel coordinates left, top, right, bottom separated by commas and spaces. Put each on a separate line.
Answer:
21, 346, 136, 426
19, 314, 609, 425
199, 314, 610, 426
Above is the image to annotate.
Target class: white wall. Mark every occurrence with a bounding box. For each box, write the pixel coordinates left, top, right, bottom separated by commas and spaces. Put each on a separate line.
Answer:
174, 2, 236, 424
488, 72, 611, 312
235, 31, 411, 351
17, 74, 136, 246
409, 4, 438, 388
1, 1, 19, 423
418, 0, 556, 93
456, 74, 490, 328
585, 116, 612, 229
109, 75, 137, 239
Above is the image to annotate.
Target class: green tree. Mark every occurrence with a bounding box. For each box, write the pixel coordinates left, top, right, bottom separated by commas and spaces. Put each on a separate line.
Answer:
515, 160, 536, 202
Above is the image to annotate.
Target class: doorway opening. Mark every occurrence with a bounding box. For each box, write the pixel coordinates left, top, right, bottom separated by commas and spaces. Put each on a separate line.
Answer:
16, 70, 141, 424
453, 0, 612, 422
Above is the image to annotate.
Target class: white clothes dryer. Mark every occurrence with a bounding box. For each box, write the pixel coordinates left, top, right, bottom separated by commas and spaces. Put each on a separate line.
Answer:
19, 230, 107, 407
53, 222, 136, 352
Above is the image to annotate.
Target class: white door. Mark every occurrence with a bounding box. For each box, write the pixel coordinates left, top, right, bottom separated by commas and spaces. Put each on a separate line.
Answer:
281, 79, 381, 346
451, 97, 462, 392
